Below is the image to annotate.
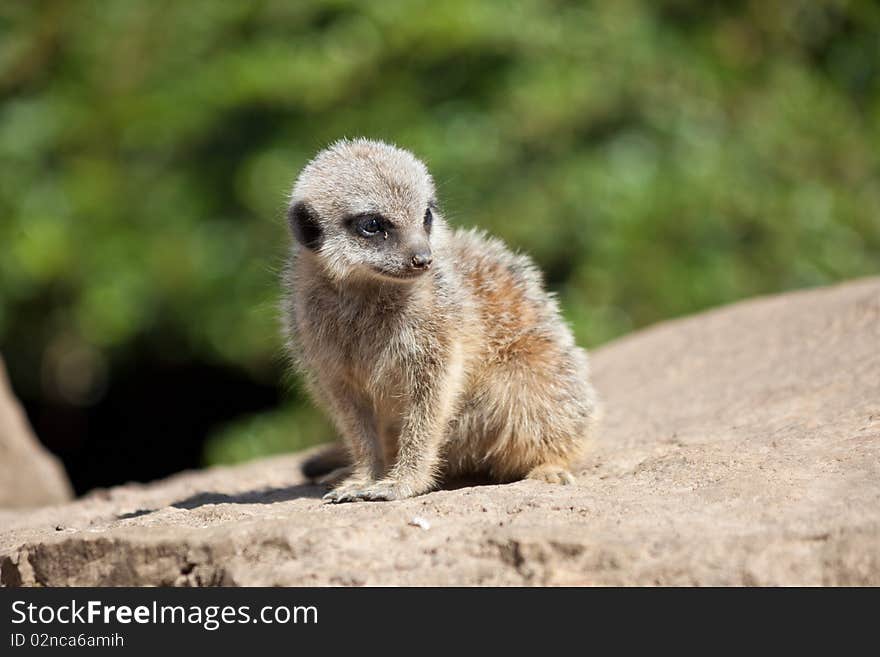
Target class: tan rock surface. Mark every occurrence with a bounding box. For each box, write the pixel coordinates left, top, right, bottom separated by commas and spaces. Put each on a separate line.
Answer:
2, 278, 878, 586
0, 356, 72, 510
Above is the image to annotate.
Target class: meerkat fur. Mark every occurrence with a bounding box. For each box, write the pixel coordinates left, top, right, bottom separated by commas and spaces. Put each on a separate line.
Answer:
282, 138, 599, 503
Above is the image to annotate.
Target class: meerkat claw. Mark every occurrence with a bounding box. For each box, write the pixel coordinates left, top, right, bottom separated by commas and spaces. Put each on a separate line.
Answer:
526, 464, 577, 486
322, 489, 355, 503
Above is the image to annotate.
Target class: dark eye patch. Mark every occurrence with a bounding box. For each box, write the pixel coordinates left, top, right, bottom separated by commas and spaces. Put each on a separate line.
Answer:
349, 213, 388, 238
424, 199, 438, 233
288, 201, 323, 251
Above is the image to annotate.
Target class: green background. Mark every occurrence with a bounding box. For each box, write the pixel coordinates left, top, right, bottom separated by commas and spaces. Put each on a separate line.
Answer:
2, 1, 878, 467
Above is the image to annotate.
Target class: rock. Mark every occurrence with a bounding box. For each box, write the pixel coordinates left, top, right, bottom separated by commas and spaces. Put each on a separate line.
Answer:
0, 356, 72, 510
2, 278, 879, 586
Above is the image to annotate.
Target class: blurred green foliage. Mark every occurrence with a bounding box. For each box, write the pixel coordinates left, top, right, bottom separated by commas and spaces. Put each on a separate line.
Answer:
1, 1, 878, 465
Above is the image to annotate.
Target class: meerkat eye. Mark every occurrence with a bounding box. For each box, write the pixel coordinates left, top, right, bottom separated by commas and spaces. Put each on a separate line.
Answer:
424, 207, 433, 229
356, 215, 382, 237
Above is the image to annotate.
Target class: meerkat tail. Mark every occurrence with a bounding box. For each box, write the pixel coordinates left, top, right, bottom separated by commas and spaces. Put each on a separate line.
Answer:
301, 442, 350, 480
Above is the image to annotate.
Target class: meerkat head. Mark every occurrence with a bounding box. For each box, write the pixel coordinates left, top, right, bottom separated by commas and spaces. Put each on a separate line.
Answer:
287, 138, 442, 283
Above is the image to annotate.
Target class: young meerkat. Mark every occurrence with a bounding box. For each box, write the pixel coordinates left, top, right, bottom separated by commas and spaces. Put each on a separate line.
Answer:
282, 138, 599, 503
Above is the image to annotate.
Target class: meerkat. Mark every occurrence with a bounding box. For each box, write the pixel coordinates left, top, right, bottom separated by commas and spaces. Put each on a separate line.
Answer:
281, 138, 599, 503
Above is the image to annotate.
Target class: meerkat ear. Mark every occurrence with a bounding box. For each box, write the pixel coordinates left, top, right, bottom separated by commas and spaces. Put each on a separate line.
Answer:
287, 201, 323, 251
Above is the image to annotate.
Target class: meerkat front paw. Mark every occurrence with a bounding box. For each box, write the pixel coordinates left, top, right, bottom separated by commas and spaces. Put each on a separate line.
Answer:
322, 487, 362, 503
341, 479, 423, 502
322, 476, 373, 503
526, 464, 576, 485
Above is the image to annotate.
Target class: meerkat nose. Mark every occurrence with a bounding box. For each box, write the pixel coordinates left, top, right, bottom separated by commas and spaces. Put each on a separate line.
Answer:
411, 252, 433, 269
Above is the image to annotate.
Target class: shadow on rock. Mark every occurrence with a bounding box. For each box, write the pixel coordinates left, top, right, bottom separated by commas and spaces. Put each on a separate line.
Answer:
117, 483, 325, 519
116, 476, 499, 519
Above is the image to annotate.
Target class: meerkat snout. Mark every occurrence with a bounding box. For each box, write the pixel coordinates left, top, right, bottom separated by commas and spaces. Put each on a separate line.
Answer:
411, 251, 432, 269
